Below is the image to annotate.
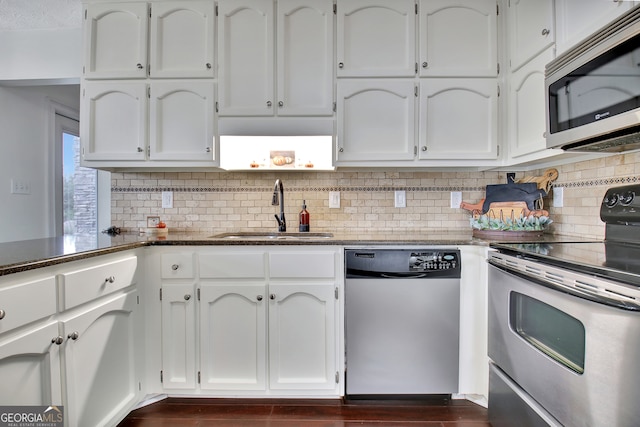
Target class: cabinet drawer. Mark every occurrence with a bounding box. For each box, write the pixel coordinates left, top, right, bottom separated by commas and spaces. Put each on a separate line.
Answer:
0, 276, 57, 334
199, 252, 266, 278
269, 252, 335, 278
161, 253, 195, 279
62, 256, 137, 310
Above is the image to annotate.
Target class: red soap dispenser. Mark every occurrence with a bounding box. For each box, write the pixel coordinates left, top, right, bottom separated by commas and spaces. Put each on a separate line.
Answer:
299, 200, 310, 232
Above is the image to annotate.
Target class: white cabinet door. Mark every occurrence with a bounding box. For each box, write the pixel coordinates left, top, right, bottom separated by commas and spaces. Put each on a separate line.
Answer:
81, 81, 147, 161
337, 79, 416, 162
418, 0, 497, 77
268, 283, 337, 390
336, 0, 416, 77
161, 283, 197, 390
555, 0, 634, 55
277, 0, 334, 116
418, 79, 498, 159
217, 0, 274, 116
83, 2, 148, 79
63, 291, 139, 427
199, 284, 267, 391
149, 81, 216, 161
507, 0, 554, 71
508, 47, 555, 158
150, 1, 215, 78
0, 322, 62, 406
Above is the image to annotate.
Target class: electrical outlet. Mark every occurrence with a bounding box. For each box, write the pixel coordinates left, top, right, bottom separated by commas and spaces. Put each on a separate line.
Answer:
394, 190, 406, 208
10, 179, 30, 195
450, 191, 462, 208
329, 191, 340, 208
162, 191, 174, 208
553, 187, 564, 207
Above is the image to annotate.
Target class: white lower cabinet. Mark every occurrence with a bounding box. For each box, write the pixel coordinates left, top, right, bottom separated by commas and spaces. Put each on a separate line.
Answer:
199, 284, 267, 391
268, 283, 336, 391
159, 247, 343, 396
160, 283, 197, 389
0, 321, 62, 406
62, 290, 139, 427
0, 251, 141, 427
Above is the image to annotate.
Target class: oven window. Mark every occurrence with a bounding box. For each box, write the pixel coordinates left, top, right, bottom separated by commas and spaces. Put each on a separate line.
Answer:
510, 292, 585, 374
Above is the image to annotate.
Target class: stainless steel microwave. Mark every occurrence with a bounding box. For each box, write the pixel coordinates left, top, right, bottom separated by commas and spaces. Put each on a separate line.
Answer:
546, 6, 640, 153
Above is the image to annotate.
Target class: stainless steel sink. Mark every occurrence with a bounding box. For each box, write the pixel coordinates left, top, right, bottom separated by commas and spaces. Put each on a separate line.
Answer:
209, 231, 334, 240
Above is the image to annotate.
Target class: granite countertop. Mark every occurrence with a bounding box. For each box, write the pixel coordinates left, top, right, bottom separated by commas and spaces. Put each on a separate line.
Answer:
0, 230, 594, 276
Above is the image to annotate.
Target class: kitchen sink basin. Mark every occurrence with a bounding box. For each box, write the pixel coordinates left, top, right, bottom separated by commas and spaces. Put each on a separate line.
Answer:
209, 231, 334, 240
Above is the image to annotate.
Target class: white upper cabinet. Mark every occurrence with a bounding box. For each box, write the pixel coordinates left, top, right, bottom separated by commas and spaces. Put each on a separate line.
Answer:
337, 79, 417, 162
336, 0, 416, 77
507, 0, 554, 71
218, 0, 333, 117
150, 1, 215, 78
555, 0, 635, 55
418, 0, 497, 77
149, 81, 216, 161
508, 47, 554, 158
277, 0, 334, 116
81, 81, 147, 161
217, 0, 274, 116
418, 79, 498, 159
83, 2, 149, 79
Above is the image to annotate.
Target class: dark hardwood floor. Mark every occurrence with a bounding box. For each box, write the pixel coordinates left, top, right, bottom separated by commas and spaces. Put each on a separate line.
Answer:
117, 397, 490, 427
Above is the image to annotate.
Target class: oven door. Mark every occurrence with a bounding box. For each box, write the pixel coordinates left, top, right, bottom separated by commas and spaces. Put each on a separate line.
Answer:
488, 260, 640, 427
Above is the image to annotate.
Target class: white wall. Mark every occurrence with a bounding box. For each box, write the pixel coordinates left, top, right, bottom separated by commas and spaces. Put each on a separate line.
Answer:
0, 85, 80, 243
0, 28, 82, 83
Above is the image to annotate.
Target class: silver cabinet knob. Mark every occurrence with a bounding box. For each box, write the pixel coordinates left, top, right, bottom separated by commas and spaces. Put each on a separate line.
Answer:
339, 148, 344, 153
206, 147, 211, 153
68, 331, 79, 341
278, 101, 284, 107
422, 62, 428, 68
184, 294, 191, 301
338, 62, 344, 68
52, 336, 64, 345
0, 309, 5, 320
421, 146, 427, 151
257, 295, 263, 301
105, 276, 115, 284
137, 147, 144, 152
171, 264, 179, 271
206, 63, 212, 69
541, 28, 550, 36
137, 63, 143, 69
267, 101, 272, 107
270, 294, 276, 300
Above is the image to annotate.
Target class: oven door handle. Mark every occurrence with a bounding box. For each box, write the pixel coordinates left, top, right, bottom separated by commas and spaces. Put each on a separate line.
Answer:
488, 258, 640, 311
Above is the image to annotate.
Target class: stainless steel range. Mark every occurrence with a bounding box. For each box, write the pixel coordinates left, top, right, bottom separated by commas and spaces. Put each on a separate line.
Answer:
488, 184, 640, 427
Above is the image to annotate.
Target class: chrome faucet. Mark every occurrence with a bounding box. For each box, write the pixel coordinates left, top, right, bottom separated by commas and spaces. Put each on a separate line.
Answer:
272, 179, 286, 232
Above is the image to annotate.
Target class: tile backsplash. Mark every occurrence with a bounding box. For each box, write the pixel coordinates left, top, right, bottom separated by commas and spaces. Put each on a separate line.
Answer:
111, 151, 640, 239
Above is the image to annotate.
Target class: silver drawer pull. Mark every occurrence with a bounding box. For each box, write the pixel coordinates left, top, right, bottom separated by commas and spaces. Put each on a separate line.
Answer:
0, 309, 5, 320
171, 264, 179, 271
68, 331, 79, 341
51, 336, 64, 345
105, 276, 115, 284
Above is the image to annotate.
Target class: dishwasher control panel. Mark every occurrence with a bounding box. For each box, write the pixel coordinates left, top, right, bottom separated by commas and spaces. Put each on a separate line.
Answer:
409, 251, 459, 271
345, 249, 461, 278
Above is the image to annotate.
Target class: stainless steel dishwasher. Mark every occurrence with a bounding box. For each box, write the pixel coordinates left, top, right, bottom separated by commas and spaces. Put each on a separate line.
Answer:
345, 248, 461, 398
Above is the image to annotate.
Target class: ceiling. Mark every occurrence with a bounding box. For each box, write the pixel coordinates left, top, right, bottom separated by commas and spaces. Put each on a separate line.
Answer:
0, 0, 82, 31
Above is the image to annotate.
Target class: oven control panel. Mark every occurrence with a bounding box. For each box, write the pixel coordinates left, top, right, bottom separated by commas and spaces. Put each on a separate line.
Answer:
601, 184, 640, 223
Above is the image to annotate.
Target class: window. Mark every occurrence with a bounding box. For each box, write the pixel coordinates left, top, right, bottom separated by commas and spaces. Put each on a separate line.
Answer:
53, 104, 110, 251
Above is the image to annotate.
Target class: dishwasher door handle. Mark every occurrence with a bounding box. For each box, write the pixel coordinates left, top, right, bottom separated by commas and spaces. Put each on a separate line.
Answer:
380, 273, 429, 279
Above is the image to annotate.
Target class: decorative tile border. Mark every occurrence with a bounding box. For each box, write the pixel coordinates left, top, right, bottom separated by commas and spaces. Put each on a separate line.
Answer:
554, 176, 640, 188
111, 185, 487, 193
